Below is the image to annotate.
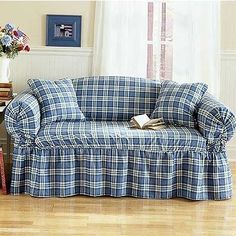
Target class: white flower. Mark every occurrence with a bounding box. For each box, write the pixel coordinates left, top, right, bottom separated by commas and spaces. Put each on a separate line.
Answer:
18, 36, 24, 44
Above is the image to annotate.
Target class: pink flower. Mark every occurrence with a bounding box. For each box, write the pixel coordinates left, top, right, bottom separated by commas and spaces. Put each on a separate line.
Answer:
24, 45, 30, 52
13, 30, 19, 37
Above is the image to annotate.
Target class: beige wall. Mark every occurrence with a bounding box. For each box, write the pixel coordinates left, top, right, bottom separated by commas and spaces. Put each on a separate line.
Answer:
221, 1, 236, 50
0, 1, 231, 50
0, 1, 95, 47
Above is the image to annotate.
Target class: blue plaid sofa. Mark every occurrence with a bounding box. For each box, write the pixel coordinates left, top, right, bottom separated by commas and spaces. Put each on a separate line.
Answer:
5, 76, 236, 200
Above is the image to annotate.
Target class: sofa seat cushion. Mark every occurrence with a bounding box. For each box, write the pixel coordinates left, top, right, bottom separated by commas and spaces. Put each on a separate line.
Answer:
35, 121, 206, 152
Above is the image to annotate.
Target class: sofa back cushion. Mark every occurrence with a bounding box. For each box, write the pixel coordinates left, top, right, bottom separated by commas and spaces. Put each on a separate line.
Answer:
28, 79, 86, 125
72, 76, 160, 121
151, 80, 208, 128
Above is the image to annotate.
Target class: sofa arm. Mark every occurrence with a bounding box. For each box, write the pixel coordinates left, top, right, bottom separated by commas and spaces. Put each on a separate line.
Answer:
4, 91, 41, 143
197, 93, 236, 151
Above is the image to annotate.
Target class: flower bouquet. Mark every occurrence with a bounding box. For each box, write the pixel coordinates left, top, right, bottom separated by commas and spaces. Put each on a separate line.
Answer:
0, 23, 30, 59
0, 23, 30, 83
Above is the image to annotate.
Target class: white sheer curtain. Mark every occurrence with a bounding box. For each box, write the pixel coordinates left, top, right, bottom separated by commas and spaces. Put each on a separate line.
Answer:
93, 1, 147, 77
169, 1, 220, 97
92, 1, 220, 96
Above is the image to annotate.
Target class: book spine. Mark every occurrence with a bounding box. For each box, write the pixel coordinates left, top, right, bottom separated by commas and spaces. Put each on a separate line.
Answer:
0, 91, 12, 97
0, 85, 13, 99
0, 96, 13, 101
0, 148, 7, 194
0, 88, 12, 92
0, 82, 12, 88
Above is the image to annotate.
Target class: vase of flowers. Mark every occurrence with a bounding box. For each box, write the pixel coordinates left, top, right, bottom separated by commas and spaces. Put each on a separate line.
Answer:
0, 23, 30, 83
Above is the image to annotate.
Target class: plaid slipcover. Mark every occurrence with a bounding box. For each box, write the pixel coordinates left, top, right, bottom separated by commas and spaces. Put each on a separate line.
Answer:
35, 121, 206, 152
151, 80, 208, 128
72, 76, 160, 121
4, 76, 236, 200
28, 79, 85, 125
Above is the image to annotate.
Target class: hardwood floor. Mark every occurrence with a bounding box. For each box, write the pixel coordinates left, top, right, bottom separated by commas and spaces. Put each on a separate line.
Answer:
0, 164, 235, 236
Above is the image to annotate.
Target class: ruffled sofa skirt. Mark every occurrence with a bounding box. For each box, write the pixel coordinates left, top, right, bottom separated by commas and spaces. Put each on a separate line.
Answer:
10, 146, 232, 200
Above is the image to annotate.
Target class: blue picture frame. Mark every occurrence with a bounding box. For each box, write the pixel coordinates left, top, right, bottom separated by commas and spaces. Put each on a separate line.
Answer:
46, 15, 81, 47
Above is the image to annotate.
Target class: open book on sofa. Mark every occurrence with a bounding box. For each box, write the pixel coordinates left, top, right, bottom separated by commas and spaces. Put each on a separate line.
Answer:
130, 114, 165, 130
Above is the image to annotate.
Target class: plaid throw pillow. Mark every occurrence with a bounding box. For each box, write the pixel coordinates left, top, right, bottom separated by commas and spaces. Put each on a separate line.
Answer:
151, 80, 208, 128
28, 79, 85, 125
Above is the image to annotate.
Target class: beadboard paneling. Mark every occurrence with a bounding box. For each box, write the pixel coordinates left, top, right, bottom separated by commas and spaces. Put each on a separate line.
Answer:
9, 46, 93, 93
221, 50, 236, 112
221, 50, 236, 161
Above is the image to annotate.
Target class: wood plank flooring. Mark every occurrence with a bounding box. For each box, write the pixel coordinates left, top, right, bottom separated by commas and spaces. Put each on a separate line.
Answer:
0, 163, 235, 236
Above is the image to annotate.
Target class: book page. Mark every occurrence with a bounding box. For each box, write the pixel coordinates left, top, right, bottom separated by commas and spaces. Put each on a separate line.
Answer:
144, 118, 164, 127
131, 114, 150, 129
143, 124, 166, 130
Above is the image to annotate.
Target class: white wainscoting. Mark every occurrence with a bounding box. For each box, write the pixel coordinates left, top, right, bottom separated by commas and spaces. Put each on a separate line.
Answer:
221, 50, 236, 161
10, 46, 93, 93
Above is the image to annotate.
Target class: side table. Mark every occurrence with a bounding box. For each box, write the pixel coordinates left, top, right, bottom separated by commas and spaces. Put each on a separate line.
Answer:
0, 104, 11, 194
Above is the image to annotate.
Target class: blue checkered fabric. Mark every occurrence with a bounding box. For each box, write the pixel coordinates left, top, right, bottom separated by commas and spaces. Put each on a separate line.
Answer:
4, 90, 41, 143
4, 76, 236, 200
35, 121, 206, 152
197, 93, 236, 151
72, 76, 160, 121
151, 80, 208, 128
28, 79, 85, 125
10, 146, 232, 200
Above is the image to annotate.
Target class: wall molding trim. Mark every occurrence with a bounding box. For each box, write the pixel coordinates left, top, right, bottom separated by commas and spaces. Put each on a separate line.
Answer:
221, 49, 236, 55
23, 46, 93, 57
221, 50, 236, 60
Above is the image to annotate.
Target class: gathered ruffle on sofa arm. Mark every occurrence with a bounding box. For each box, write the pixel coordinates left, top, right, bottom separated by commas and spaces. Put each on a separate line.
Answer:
197, 93, 236, 152
4, 91, 41, 144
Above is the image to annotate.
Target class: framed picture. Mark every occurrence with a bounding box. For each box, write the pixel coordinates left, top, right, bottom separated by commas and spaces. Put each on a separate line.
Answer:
46, 15, 81, 47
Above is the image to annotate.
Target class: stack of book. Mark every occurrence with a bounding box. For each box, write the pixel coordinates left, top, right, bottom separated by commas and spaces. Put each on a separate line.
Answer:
0, 82, 13, 104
